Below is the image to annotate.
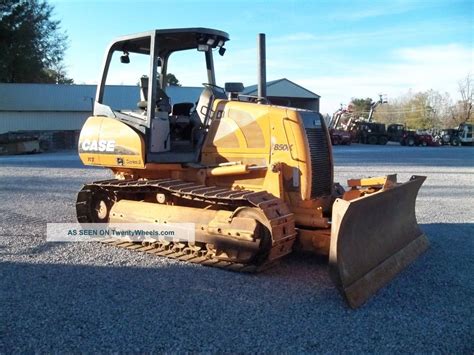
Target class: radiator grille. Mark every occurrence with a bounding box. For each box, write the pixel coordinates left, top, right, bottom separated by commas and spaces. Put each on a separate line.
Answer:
305, 126, 332, 197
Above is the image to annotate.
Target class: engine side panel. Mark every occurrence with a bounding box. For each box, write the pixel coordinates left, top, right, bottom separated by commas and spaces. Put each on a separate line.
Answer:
78, 116, 145, 169
201, 101, 317, 200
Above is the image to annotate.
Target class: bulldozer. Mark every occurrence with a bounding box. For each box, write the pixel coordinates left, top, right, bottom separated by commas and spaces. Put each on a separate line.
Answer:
76, 28, 429, 308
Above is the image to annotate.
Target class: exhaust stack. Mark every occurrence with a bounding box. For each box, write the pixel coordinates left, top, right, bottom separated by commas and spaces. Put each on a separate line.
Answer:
257, 33, 266, 102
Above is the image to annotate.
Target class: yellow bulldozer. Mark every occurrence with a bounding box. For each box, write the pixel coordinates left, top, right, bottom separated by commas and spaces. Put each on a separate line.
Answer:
76, 28, 429, 308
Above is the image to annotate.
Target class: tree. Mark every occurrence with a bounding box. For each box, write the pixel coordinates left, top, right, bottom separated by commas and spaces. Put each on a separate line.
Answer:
449, 74, 473, 125
403, 92, 432, 129
372, 90, 454, 129
158, 73, 180, 87
424, 90, 452, 128
373, 100, 405, 126
155, 73, 180, 87
350, 97, 373, 119
0, 0, 72, 83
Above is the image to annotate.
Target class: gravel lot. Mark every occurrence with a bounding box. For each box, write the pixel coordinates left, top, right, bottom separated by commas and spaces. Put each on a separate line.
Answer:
0, 144, 472, 353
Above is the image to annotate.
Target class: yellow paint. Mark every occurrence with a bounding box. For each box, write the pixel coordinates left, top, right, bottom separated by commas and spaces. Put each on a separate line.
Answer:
347, 176, 394, 187
206, 164, 250, 176
78, 116, 145, 169
202, 100, 313, 201
78, 100, 329, 226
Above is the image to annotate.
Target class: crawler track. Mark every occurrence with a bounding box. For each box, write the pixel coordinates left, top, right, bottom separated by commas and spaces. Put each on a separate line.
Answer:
76, 178, 296, 272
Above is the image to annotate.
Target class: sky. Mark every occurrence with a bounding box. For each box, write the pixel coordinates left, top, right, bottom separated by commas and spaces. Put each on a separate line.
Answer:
50, 0, 473, 114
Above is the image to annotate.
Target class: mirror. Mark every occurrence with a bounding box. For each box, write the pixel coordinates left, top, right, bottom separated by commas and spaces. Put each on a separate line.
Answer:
120, 51, 130, 64
225, 82, 244, 93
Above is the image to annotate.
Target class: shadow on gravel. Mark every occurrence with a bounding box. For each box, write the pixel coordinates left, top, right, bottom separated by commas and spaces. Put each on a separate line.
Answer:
420, 222, 474, 237
0, 223, 471, 353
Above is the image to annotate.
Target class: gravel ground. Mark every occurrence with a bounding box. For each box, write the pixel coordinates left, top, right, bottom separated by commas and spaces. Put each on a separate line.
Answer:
0, 145, 472, 353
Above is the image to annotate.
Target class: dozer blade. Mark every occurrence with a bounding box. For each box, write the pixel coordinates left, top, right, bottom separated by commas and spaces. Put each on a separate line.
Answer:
329, 175, 429, 308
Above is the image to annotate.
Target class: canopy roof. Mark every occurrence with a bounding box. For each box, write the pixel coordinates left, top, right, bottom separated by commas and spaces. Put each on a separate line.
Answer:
110, 28, 229, 56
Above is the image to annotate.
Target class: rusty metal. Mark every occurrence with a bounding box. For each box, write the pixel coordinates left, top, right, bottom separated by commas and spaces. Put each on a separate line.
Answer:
76, 178, 296, 271
295, 228, 331, 255
329, 175, 429, 308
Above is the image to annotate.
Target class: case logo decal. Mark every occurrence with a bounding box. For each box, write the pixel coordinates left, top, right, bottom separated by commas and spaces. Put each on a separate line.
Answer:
80, 140, 115, 152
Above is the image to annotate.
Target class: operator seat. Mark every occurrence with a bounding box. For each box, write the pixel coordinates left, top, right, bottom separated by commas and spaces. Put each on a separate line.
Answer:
137, 76, 171, 113
190, 85, 227, 127
172, 102, 194, 116
189, 85, 226, 152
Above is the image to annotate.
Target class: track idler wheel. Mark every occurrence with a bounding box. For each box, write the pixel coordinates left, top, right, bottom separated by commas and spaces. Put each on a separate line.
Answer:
231, 207, 273, 266
76, 186, 114, 223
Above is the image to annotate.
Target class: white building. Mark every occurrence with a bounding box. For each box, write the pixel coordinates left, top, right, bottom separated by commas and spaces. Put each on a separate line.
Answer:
0, 83, 203, 134
0, 79, 320, 138
243, 78, 320, 111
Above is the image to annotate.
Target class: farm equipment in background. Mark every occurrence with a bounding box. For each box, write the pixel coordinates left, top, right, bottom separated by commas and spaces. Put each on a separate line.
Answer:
434, 124, 473, 146
328, 109, 352, 145
367, 94, 387, 122
387, 123, 406, 143
455, 123, 473, 145
435, 128, 458, 146
76, 28, 429, 308
349, 95, 389, 145
332, 95, 389, 145
406, 132, 438, 147
438, 123, 473, 146
351, 121, 389, 145
329, 128, 352, 145
387, 124, 438, 147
